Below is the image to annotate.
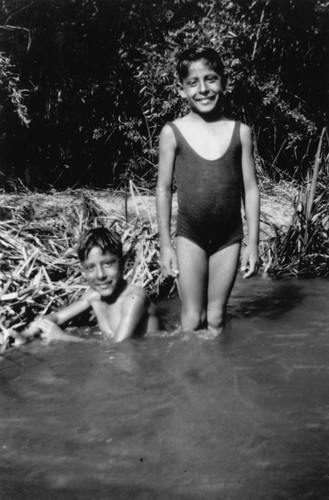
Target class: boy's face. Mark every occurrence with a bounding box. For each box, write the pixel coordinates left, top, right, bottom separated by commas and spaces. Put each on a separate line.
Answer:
81, 247, 123, 299
179, 58, 223, 115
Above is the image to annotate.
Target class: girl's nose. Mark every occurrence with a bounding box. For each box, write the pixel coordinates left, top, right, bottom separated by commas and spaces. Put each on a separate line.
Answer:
198, 80, 208, 93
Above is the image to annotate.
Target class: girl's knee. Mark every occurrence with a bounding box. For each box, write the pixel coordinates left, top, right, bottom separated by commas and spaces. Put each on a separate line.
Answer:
207, 307, 226, 330
181, 308, 206, 331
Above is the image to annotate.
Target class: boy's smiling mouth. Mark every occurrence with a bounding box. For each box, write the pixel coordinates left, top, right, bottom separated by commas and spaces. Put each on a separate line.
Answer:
96, 281, 114, 291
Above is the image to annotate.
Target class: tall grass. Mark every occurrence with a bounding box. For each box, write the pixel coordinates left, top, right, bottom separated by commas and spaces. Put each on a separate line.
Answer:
264, 128, 329, 277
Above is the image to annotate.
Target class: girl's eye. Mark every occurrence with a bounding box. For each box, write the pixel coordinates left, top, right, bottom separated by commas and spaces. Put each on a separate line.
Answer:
187, 80, 197, 87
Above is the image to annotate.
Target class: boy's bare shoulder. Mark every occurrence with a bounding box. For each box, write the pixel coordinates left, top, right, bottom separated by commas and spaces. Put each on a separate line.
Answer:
121, 284, 155, 311
82, 287, 101, 303
122, 284, 149, 302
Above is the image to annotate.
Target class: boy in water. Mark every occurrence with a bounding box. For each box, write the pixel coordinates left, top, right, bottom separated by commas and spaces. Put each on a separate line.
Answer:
156, 46, 260, 335
13, 227, 159, 344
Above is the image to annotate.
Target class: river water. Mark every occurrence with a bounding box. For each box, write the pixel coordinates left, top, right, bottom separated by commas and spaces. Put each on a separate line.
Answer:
1, 276, 329, 499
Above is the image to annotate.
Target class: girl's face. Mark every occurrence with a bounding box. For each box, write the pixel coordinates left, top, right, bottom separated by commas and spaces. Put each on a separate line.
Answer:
82, 247, 123, 299
179, 58, 223, 115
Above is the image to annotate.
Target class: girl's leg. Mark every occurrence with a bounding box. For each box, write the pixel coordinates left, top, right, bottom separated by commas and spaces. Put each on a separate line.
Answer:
207, 242, 241, 335
176, 236, 208, 331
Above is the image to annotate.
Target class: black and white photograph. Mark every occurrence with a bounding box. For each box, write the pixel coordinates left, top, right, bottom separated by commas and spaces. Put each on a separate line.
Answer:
1, 1, 328, 498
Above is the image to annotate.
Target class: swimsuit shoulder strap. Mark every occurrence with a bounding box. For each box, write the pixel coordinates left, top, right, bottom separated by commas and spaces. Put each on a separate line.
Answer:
166, 121, 193, 155
231, 121, 241, 148
167, 121, 182, 142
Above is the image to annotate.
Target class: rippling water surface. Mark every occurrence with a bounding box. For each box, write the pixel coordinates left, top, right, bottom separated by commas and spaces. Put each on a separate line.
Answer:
1, 276, 329, 499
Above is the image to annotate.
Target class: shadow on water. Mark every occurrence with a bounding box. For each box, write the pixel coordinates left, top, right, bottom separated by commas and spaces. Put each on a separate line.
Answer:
1, 277, 329, 499
229, 274, 305, 319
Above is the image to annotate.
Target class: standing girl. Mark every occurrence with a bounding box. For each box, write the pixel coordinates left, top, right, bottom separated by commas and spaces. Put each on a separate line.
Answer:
156, 46, 260, 334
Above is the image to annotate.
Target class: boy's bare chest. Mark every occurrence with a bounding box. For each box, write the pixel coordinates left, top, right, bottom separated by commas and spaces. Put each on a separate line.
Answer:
91, 300, 122, 335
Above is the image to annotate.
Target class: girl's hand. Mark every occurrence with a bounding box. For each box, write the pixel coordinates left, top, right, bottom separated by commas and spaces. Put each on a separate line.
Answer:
241, 245, 259, 279
160, 246, 179, 279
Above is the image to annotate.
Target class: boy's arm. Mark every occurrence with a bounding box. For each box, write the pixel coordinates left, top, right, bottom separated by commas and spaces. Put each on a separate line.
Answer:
29, 318, 84, 342
240, 124, 260, 279
45, 294, 92, 326
156, 124, 179, 278
114, 291, 149, 343
23, 293, 92, 343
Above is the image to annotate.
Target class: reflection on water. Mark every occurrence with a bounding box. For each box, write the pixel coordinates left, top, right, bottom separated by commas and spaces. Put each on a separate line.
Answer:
1, 277, 329, 500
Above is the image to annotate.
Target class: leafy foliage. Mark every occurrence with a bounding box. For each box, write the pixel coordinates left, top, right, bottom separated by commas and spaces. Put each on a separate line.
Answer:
0, 0, 328, 189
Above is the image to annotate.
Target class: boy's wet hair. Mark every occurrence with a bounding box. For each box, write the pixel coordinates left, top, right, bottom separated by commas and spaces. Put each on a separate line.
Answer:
77, 227, 123, 264
177, 46, 226, 86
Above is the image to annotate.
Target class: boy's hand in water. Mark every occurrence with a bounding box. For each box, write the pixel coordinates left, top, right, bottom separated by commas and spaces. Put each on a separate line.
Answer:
31, 317, 66, 341
0, 329, 17, 352
29, 317, 83, 343
241, 245, 259, 279
1, 326, 39, 350
25, 319, 42, 336
11, 330, 29, 346
160, 246, 179, 279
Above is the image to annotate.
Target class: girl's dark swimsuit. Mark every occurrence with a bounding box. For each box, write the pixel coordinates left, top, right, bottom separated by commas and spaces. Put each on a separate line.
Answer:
169, 120, 243, 256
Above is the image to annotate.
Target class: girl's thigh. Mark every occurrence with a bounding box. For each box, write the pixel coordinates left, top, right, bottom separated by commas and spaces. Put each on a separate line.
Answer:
207, 242, 241, 310
176, 236, 208, 312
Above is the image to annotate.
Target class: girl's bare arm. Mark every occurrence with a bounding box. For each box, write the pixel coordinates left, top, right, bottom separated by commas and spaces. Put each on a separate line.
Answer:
156, 124, 179, 278
240, 123, 260, 278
